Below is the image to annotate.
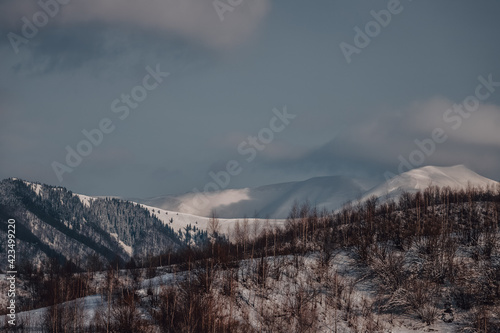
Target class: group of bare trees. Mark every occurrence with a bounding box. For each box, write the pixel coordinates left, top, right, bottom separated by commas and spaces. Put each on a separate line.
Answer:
3, 184, 500, 332
332, 185, 500, 331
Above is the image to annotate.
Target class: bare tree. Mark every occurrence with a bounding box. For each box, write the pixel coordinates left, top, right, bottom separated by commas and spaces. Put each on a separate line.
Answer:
208, 210, 221, 240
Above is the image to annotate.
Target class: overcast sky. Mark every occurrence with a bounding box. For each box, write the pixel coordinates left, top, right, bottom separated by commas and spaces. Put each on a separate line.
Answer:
1, 0, 499, 198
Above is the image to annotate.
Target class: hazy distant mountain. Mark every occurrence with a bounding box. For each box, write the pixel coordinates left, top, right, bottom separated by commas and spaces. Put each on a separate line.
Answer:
1, 165, 497, 268
141, 176, 373, 219
142, 165, 499, 218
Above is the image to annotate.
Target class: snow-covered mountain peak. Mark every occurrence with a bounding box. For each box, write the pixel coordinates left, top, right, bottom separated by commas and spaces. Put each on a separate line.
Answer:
11, 164, 498, 224
398, 165, 494, 189
364, 165, 498, 201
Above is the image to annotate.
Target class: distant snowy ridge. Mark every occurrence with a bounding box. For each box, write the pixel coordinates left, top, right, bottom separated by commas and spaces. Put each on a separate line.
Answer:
141, 165, 498, 218
140, 175, 372, 219
361, 165, 499, 202
17, 165, 499, 236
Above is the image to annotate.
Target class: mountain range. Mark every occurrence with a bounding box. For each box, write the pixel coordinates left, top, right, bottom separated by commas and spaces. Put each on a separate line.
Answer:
140, 164, 499, 219
0, 165, 497, 269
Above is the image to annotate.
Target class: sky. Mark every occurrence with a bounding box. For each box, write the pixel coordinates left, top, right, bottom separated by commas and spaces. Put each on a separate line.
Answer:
0, 0, 499, 198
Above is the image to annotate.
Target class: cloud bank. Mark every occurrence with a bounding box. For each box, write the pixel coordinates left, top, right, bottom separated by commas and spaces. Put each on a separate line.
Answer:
0, 0, 271, 49
269, 96, 500, 181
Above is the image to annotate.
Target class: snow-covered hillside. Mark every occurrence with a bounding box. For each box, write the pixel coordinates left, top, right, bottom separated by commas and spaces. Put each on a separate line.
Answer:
362, 165, 499, 202
139, 203, 285, 238
21, 180, 285, 239
0, 179, 182, 264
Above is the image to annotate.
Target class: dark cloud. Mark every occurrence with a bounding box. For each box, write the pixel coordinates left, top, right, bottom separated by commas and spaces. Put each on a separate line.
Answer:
0, 0, 270, 50
1, 0, 500, 198
258, 97, 500, 182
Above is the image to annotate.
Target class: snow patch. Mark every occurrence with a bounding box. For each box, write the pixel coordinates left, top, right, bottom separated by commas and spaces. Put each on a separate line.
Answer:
110, 232, 133, 256
140, 203, 285, 238
23, 180, 43, 196
73, 193, 94, 207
